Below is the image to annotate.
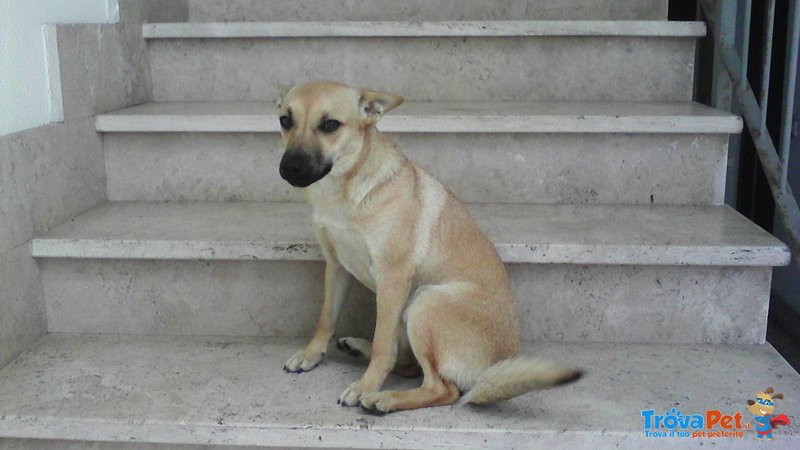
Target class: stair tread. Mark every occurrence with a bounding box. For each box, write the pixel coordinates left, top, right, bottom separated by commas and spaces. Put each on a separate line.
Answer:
31, 201, 789, 266
1, 334, 798, 447
142, 20, 706, 39
96, 100, 743, 133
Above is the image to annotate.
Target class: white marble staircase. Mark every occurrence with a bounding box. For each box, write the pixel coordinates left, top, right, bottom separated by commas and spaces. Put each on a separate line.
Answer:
1, 0, 799, 449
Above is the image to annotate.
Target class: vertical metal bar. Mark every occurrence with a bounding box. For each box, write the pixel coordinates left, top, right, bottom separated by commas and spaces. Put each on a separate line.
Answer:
694, 1, 706, 102
712, 1, 737, 110
709, 0, 740, 206
760, 0, 776, 133
780, 0, 800, 191
741, 0, 752, 83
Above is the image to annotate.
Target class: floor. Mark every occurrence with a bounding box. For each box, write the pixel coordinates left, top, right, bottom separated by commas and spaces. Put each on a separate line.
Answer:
0, 334, 798, 448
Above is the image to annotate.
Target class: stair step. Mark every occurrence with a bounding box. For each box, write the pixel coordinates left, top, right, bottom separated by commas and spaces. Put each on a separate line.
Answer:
31, 202, 785, 343
146, 22, 701, 103
97, 101, 738, 205
188, 0, 669, 22
95, 100, 742, 134
1, 334, 798, 448
31, 201, 789, 266
143, 20, 706, 39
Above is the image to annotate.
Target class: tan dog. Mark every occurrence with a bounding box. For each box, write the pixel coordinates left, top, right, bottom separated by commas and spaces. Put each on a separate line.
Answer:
279, 81, 582, 414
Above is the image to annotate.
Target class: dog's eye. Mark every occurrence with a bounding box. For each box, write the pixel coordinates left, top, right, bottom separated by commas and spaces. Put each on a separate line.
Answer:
279, 115, 293, 130
318, 119, 342, 133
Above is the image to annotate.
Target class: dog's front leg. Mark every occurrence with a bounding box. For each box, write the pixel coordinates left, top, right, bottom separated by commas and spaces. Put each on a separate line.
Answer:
339, 271, 412, 406
284, 256, 354, 373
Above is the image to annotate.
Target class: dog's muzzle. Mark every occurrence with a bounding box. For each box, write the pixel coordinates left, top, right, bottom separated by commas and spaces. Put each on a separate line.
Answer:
279, 150, 333, 188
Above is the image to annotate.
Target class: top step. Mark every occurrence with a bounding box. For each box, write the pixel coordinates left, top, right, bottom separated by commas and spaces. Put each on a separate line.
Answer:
144, 20, 706, 39
188, 0, 669, 22
145, 20, 704, 103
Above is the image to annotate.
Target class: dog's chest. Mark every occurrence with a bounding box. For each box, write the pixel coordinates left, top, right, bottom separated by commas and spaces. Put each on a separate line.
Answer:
313, 208, 377, 291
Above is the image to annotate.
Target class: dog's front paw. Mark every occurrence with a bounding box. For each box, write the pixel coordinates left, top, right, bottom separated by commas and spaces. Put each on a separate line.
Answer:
283, 347, 325, 373
338, 380, 375, 407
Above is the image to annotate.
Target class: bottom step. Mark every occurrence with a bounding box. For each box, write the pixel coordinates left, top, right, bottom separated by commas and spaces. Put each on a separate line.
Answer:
1, 334, 798, 449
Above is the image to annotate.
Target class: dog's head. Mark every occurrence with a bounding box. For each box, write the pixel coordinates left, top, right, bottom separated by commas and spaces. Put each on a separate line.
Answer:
277, 81, 404, 188
747, 387, 783, 417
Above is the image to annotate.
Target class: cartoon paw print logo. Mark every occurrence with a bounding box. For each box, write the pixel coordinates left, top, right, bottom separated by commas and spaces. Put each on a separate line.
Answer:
747, 387, 791, 440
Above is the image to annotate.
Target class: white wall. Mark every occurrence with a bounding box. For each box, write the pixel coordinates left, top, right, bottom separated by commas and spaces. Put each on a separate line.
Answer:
0, 0, 119, 135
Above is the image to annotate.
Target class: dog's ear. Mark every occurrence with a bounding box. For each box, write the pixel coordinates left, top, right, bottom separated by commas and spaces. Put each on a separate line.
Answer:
359, 89, 404, 124
276, 84, 293, 107
747, 400, 755, 406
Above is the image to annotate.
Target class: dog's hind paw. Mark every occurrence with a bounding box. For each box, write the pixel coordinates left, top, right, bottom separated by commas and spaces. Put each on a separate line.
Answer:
360, 403, 388, 416
336, 337, 371, 359
359, 391, 395, 415
338, 379, 380, 407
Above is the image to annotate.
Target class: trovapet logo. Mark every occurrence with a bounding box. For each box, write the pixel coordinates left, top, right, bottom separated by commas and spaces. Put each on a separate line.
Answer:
642, 386, 792, 441
641, 408, 748, 439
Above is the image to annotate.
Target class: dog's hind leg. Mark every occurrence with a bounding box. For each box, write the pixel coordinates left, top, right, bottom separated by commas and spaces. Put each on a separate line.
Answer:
358, 286, 472, 414
359, 348, 461, 415
336, 333, 420, 378
358, 330, 459, 414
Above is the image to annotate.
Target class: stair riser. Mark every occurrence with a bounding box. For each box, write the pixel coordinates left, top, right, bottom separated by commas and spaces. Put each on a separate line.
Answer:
149, 37, 696, 102
188, 0, 668, 22
105, 132, 728, 205
41, 260, 770, 344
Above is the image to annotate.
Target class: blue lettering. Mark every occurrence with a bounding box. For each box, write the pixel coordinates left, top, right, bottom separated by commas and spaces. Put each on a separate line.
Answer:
644, 430, 667, 438
642, 408, 705, 432
642, 410, 655, 429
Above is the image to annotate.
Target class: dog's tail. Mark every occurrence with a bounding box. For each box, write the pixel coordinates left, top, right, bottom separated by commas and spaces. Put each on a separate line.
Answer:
460, 357, 583, 405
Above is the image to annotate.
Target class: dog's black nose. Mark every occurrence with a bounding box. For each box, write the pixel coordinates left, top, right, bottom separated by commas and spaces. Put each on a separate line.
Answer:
280, 152, 311, 182
279, 149, 333, 188
279, 152, 308, 179
279, 150, 333, 187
